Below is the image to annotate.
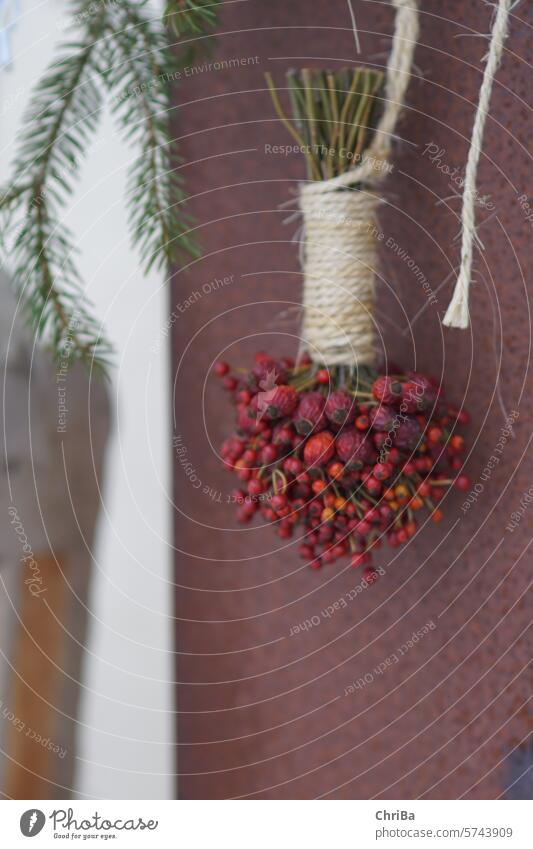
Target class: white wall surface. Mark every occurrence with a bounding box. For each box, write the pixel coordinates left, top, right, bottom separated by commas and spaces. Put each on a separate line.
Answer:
0, 0, 173, 799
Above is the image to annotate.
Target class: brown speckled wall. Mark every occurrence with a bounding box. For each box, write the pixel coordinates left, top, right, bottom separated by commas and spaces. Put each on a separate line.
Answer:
171, 1, 533, 799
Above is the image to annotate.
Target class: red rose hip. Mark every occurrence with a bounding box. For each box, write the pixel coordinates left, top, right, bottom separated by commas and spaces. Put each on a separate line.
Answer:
303, 431, 335, 467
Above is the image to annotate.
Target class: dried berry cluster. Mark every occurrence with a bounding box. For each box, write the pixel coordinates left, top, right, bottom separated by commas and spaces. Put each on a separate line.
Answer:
215, 353, 469, 584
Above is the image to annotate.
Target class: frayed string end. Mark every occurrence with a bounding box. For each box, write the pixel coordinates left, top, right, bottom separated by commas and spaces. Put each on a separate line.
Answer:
443, 0, 511, 331
442, 268, 471, 328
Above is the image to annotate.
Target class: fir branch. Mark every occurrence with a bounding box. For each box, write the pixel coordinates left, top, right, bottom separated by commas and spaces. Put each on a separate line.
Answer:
0, 0, 220, 372
108, 1, 199, 271
1, 2, 111, 367
165, 0, 220, 37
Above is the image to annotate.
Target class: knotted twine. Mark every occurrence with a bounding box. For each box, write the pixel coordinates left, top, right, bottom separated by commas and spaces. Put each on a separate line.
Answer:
300, 0, 513, 365
443, 0, 512, 328
299, 0, 419, 366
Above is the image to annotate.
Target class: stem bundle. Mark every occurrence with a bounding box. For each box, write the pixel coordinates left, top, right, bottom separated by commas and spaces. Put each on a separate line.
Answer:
266, 68, 384, 182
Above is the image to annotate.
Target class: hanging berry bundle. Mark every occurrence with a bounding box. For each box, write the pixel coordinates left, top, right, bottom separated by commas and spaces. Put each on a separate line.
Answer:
215, 355, 469, 580
214, 2, 470, 582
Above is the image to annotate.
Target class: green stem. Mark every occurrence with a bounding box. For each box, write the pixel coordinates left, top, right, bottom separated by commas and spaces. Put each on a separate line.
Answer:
265, 73, 321, 181
268, 67, 384, 183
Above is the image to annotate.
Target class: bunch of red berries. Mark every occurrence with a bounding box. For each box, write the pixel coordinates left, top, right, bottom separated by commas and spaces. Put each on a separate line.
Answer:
214, 352, 470, 584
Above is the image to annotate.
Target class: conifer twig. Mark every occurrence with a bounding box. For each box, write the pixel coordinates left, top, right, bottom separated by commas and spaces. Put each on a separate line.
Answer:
0, 0, 220, 371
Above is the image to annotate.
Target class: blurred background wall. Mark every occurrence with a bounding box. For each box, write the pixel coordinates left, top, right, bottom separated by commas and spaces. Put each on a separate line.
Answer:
172, 0, 533, 799
0, 0, 173, 799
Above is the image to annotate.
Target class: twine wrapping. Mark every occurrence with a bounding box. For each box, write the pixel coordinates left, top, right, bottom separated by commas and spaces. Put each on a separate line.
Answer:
299, 0, 419, 366
299, 188, 381, 365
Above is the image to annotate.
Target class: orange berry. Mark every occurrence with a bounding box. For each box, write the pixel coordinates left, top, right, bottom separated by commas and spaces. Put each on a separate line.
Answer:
394, 484, 409, 502
427, 426, 442, 443
321, 507, 335, 522
405, 520, 417, 537
327, 461, 344, 479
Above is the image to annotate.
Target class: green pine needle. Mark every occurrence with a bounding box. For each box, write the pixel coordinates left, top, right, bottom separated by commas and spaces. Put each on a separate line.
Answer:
0, 0, 219, 372
165, 0, 220, 37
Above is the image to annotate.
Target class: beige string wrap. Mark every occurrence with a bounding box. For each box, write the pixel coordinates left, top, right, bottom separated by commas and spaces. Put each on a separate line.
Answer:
299, 0, 419, 366
299, 188, 381, 365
